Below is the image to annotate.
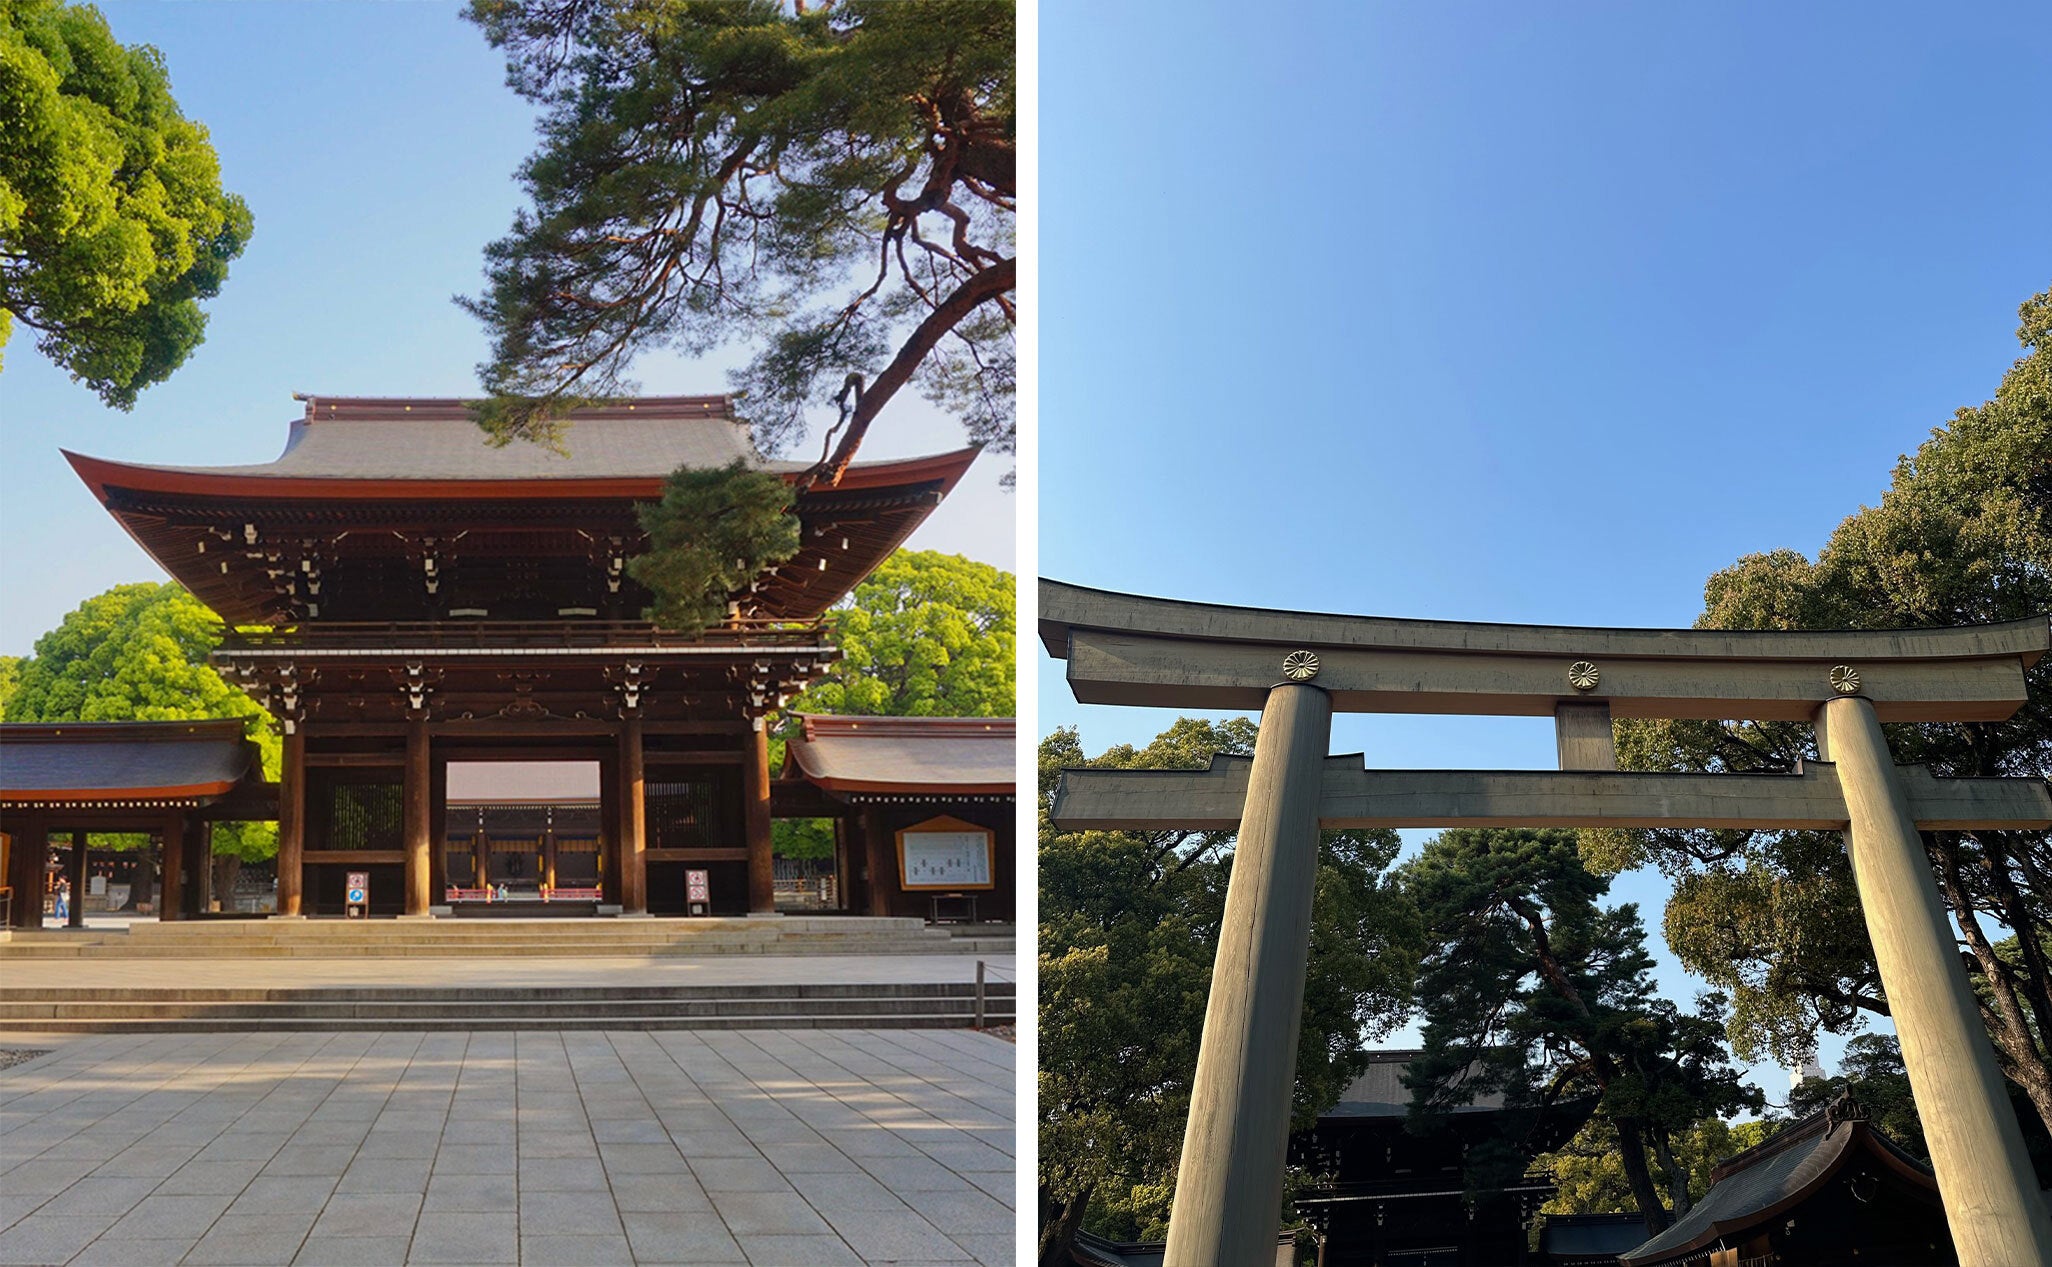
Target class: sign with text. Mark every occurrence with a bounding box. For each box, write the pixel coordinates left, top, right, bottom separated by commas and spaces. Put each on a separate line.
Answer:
345, 871, 369, 919
897, 817, 996, 891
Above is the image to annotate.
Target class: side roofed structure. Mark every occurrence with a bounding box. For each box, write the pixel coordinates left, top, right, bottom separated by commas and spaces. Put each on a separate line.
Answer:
1620, 1102, 1956, 1266
779, 715, 1015, 923
2, 720, 274, 927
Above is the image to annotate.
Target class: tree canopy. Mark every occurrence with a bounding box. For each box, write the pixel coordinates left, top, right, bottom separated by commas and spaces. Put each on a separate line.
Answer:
0, 0, 252, 406
3, 582, 277, 860
793, 548, 1014, 719
1037, 719, 1420, 1266
1586, 281, 2052, 1138
462, 0, 1014, 481
1402, 828, 1759, 1235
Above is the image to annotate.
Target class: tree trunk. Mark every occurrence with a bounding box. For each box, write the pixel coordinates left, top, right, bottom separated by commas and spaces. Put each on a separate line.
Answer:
212, 854, 242, 911
1615, 1119, 1672, 1236
1940, 849, 2052, 1140
1652, 1132, 1692, 1219
1037, 1184, 1091, 1267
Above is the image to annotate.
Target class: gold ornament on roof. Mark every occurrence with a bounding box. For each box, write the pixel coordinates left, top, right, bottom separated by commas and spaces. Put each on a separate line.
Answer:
1567, 661, 1601, 692
1282, 650, 1321, 681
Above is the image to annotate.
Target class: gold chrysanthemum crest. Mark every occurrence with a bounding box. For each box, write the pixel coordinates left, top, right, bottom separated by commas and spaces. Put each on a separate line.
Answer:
1830, 664, 1862, 695
1567, 661, 1600, 692
1282, 650, 1321, 681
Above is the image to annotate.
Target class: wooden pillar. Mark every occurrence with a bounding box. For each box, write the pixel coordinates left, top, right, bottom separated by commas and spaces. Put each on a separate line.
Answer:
67, 830, 87, 929
745, 724, 775, 915
428, 754, 448, 905
598, 753, 620, 905
472, 831, 489, 891
618, 716, 647, 914
5, 816, 45, 929
403, 715, 431, 916
276, 727, 305, 917
862, 807, 892, 917
1164, 682, 1333, 1267
160, 814, 187, 922
542, 821, 558, 892
832, 817, 853, 912
192, 820, 214, 914
1816, 696, 2052, 1264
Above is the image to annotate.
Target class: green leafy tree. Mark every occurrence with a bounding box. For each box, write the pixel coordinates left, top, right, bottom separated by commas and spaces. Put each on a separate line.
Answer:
1539, 1116, 1746, 1218
1037, 720, 1421, 1267
794, 549, 1014, 718
462, 0, 1014, 482
1588, 282, 2052, 1134
6, 582, 277, 862
0, 655, 19, 720
0, 0, 252, 406
1403, 828, 1761, 1236
771, 550, 1012, 860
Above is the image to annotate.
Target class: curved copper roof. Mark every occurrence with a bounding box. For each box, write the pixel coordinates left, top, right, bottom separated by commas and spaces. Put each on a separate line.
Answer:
782, 715, 1016, 795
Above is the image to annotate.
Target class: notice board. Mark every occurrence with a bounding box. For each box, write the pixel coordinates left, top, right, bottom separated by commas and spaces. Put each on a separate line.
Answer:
896, 815, 996, 890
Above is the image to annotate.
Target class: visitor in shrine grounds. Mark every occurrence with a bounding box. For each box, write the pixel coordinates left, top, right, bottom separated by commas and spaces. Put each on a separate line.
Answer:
52, 878, 69, 922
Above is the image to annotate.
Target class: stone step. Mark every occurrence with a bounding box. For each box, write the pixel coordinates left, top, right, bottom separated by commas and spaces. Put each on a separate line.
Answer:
0, 997, 1007, 1020
1, 982, 1014, 1001
0, 1013, 1010, 1033
126, 916, 936, 935
0, 983, 1015, 1032
0, 939, 1011, 959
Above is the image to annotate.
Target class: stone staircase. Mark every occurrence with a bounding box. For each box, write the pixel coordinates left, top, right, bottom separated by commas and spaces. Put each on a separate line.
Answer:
0, 916, 1016, 959
0, 980, 1016, 1033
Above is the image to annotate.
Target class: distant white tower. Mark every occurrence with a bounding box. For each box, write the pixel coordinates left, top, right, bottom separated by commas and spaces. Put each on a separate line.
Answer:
1789, 1050, 1828, 1090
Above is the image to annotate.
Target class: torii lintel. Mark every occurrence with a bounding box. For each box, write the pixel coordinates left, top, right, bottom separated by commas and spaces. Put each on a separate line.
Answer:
1041, 579, 2050, 722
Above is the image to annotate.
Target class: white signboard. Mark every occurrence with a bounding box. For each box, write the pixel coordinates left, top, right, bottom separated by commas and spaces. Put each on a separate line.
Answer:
900, 829, 993, 890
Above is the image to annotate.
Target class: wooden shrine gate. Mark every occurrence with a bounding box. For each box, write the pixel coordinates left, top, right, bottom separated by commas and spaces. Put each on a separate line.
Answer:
1042, 579, 2052, 1267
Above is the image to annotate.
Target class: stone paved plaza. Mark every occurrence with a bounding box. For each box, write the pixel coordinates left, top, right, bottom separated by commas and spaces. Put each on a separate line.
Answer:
0, 1028, 1013, 1266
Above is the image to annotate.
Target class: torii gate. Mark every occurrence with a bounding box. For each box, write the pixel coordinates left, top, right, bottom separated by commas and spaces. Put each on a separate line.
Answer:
1042, 579, 2052, 1267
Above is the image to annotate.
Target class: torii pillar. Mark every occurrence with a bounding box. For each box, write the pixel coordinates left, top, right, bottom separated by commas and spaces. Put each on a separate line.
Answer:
1817, 696, 2052, 1266
1165, 681, 1331, 1267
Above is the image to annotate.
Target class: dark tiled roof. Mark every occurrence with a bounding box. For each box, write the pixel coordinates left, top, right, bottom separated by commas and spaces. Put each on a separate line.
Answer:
1619, 1110, 1936, 1265
1, 721, 260, 802
782, 715, 1015, 794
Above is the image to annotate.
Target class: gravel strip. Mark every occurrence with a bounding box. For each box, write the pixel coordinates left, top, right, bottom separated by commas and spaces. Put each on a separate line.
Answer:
0, 1047, 53, 1071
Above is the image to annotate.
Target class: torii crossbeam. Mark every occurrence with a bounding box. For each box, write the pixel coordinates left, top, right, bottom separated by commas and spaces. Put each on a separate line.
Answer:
1042, 579, 2052, 1267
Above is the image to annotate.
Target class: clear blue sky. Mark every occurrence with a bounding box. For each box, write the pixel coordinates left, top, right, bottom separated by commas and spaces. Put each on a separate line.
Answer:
1039, 2, 2052, 1097
0, 1, 1013, 658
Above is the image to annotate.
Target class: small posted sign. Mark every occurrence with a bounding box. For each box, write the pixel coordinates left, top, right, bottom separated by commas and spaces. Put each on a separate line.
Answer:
685, 868, 710, 917
345, 871, 369, 919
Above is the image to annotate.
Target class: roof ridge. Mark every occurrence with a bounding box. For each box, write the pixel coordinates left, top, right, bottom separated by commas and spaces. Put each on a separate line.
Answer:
295, 395, 737, 423
797, 714, 1015, 738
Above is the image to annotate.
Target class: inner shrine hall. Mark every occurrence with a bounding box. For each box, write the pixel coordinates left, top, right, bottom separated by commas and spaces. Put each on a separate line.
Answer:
53, 394, 979, 920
